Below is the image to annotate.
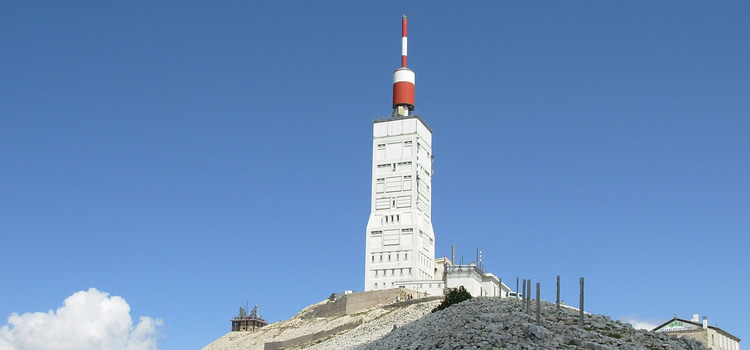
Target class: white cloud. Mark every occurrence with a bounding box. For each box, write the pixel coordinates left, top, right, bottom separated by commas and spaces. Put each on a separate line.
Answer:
619, 315, 659, 331
0, 288, 162, 350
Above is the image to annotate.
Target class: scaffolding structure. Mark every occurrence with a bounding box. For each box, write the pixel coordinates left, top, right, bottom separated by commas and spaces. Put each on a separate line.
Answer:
231, 305, 267, 332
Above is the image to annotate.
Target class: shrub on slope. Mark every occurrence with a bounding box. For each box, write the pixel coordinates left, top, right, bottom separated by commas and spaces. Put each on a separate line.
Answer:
432, 286, 472, 313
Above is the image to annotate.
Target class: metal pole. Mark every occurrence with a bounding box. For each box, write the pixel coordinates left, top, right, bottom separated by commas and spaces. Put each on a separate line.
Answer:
516, 277, 519, 298
579, 277, 584, 329
523, 280, 531, 313
556, 275, 560, 311
527, 279, 532, 314
498, 277, 502, 297
525, 279, 528, 313
525, 279, 529, 313
522, 279, 526, 301
536, 282, 541, 326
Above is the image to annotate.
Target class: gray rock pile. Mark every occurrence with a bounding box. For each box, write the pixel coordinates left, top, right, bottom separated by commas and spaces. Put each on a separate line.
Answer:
357, 298, 707, 350
203, 296, 707, 350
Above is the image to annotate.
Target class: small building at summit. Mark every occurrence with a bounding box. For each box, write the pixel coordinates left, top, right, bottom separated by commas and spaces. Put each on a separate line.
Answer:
652, 314, 740, 350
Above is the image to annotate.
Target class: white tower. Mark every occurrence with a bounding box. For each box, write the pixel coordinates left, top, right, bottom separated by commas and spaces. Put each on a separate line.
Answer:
365, 16, 436, 292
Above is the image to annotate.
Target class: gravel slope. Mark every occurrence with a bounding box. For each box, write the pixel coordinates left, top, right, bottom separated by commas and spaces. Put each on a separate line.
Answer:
357, 298, 707, 350
204, 297, 707, 350
202, 298, 440, 350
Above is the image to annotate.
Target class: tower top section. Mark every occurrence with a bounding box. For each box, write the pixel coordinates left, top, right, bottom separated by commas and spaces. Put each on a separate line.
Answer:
392, 15, 415, 116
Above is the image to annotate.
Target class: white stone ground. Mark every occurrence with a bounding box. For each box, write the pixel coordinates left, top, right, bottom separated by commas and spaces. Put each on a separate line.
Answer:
201, 298, 440, 350
203, 297, 708, 350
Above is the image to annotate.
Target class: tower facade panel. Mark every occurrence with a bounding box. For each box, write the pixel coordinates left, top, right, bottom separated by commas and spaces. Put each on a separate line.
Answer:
365, 116, 435, 291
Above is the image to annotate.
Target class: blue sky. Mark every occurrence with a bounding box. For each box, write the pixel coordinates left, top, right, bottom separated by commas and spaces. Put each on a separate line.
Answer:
1, 1, 748, 349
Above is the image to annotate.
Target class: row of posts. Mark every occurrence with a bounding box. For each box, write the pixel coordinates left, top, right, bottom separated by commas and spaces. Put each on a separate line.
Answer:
513, 275, 585, 328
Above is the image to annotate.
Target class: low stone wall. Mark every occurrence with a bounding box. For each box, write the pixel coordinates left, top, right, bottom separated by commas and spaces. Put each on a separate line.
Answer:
383, 295, 442, 309
305, 297, 347, 318
263, 292, 441, 350
263, 319, 364, 350
307, 288, 418, 318
343, 289, 404, 315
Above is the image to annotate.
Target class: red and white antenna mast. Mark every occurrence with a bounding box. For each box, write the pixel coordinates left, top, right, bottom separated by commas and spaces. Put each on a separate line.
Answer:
401, 15, 408, 67
392, 15, 415, 116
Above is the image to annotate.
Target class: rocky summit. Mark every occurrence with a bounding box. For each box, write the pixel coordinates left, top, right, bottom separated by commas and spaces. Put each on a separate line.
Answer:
360, 298, 706, 350
204, 297, 707, 350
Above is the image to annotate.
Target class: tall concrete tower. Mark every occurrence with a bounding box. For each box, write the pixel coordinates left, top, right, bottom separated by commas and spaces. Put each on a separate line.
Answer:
365, 16, 436, 292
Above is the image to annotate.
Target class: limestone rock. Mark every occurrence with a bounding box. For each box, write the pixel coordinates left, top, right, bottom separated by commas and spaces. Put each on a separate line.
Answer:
203, 297, 709, 350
